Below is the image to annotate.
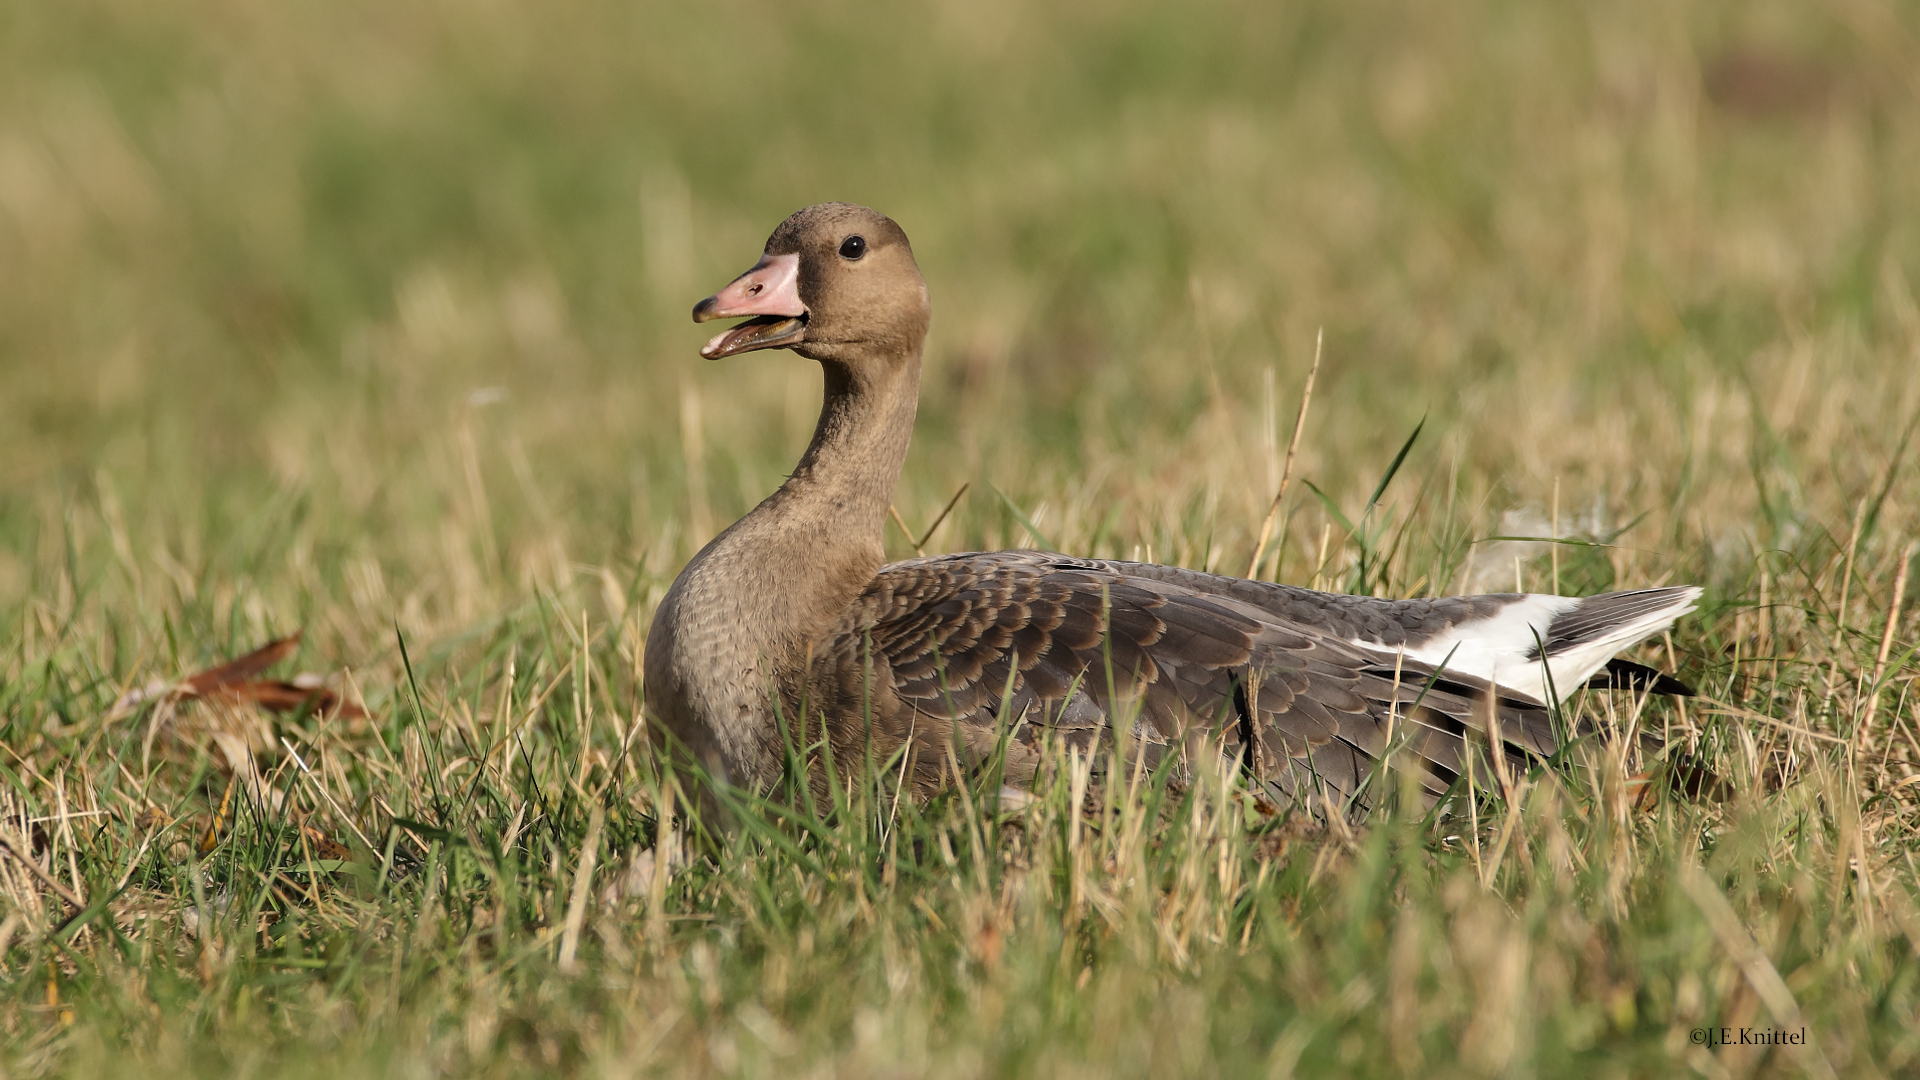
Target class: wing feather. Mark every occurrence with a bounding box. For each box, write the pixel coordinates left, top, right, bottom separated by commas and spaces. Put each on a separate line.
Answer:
816, 551, 1637, 810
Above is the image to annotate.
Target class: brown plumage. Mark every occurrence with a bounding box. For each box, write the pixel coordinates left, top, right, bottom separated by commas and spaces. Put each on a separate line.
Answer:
643, 203, 1699, 816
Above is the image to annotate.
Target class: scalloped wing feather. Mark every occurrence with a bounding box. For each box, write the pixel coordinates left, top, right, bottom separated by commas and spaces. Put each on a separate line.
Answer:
813, 551, 1580, 810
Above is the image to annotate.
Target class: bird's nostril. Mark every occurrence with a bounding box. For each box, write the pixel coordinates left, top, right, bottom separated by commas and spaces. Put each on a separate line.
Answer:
749, 284, 762, 295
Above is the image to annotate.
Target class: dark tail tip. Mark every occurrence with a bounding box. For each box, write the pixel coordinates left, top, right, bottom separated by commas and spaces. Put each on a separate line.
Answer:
1585, 657, 1695, 697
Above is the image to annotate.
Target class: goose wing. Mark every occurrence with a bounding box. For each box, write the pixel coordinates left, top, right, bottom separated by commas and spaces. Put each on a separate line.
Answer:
820, 551, 1564, 807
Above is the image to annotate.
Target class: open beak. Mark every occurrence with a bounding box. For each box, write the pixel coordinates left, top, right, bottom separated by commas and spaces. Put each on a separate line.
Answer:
692, 253, 807, 359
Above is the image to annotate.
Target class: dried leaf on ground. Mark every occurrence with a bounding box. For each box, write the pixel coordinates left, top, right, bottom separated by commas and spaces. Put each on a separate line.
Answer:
199, 774, 238, 856
298, 824, 352, 863
117, 632, 368, 721
183, 635, 304, 696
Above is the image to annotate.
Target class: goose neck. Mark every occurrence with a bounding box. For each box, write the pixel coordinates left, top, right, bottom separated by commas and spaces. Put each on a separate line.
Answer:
780, 355, 920, 531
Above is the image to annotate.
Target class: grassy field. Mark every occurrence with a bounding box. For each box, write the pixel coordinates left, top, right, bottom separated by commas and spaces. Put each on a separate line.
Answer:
4, 0, 1920, 1074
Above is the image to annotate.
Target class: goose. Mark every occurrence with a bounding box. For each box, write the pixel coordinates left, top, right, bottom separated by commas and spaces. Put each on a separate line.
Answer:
643, 203, 1700, 813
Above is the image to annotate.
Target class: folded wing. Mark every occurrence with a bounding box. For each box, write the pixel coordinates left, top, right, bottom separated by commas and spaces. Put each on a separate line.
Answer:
818, 552, 1691, 810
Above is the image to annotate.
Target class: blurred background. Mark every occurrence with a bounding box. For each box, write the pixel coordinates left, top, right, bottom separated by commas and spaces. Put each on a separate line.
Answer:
2, 0, 1916, 671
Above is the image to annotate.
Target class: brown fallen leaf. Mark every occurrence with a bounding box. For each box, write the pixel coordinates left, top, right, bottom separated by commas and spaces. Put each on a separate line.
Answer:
183, 635, 303, 696
298, 824, 351, 863
207, 678, 367, 720
199, 774, 238, 855
171, 632, 367, 720
273, 824, 360, 906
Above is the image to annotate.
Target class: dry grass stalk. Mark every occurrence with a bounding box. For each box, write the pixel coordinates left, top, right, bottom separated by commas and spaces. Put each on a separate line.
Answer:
1245, 329, 1321, 580
1860, 543, 1916, 748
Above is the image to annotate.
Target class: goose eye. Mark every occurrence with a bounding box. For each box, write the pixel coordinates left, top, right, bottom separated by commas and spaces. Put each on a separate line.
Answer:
838, 235, 867, 260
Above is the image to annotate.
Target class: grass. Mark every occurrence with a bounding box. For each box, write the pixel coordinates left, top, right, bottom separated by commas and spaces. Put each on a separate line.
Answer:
3, 0, 1920, 1074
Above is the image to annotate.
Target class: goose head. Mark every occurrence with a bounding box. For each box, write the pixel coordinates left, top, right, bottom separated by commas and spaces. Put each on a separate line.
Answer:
693, 202, 930, 366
